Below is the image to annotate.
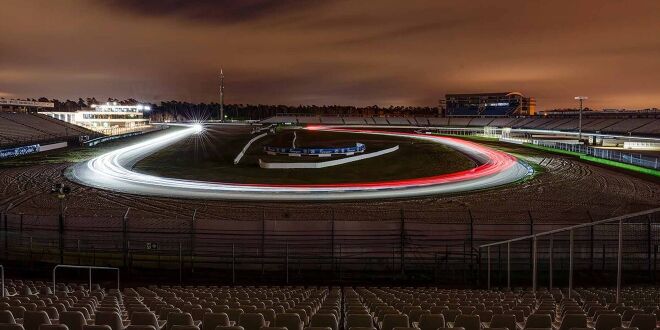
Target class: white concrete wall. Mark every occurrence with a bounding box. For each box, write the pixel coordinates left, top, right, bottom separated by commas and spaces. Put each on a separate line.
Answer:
259, 145, 399, 169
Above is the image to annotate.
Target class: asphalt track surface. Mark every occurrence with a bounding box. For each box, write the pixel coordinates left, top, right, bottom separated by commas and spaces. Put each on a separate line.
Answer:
65, 124, 532, 201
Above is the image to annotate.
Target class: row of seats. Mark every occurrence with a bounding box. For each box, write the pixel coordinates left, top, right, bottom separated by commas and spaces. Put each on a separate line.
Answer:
3, 280, 660, 330
260, 116, 660, 136
0, 280, 340, 330
0, 113, 95, 145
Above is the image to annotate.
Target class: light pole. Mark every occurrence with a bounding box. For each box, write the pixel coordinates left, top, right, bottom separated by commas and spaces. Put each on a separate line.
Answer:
574, 96, 588, 142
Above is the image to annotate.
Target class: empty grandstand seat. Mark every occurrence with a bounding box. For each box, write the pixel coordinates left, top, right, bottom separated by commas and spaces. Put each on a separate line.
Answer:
202, 314, 231, 330
380, 314, 408, 330
622, 310, 644, 322
416, 314, 444, 330
238, 314, 266, 330
473, 310, 493, 323
275, 314, 303, 330
489, 314, 516, 330
442, 310, 461, 323
0, 311, 16, 324
39, 325, 68, 330
170, 326, 199, 330
594, 314, 622, 330
167, 314, 197, 330
36, 308, 58, 320
345, 314, 372, 330
59, 312, 87, 330
125, 327, 156, 330
214, 327, 243, 330
628, 314, 656, 330
309, 315, 336, 330
23, 311, 52, 330
524, 315, 552, 329
557, 314, 587, 330
95, 312, 126, 330
0, 325, 25, 330
453, 315, 480, 330
131, 313, 164, 330
225, 310, 244, 324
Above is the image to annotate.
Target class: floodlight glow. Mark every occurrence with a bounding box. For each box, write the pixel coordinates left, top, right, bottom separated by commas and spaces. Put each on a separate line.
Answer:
66, 125, 531, 201
192, 123, 204, 134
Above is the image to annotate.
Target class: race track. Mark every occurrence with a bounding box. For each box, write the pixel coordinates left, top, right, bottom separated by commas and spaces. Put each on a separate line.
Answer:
65, 125, 532, 200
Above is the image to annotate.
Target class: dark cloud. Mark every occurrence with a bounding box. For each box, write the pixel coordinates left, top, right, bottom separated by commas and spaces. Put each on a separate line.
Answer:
1, 0, 659, 109
99, 0, 325, 23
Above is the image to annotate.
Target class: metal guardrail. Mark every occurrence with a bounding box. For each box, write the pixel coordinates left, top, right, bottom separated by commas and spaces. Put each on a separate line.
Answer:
52, 265, 119, 294
533, 140, 660, 170
479, 207, 660, 302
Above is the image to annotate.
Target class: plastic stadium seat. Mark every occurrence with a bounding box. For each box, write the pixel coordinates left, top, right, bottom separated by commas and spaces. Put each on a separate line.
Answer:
59, 312, 88, 330
0, 325, 24, 330
381, 314, 409, 330
0, 311, 16, 324
191, 309, 211, 322
8, 307, 26, 319
39, 325, 68, 330
215, 327, 243, 330
83, 325, 112, 330
594, 314, 622, 330
23, 311, 52, 330
170, 326, 199, 330
454, 315, 480, 330
202, 313, 231, 330
225, 310, 244, 324
473, 310, 493, 323
409, 310, 430, 324
238, 314, 266, 330
442, 310, 461, 323
255, 310, 275, 326
489, 315, 517, 330
125, 326, 157, 330
285, 310, 308, 326
275, 314, 303, 330
309, 314, 337, 330
345, 314, 373, 329
524, 314, 552, 329
167, 314, 197, 330
622, 311, 644, 322
416, 314, 445, 330
629, 314, 656, 330
557, 314, 587, 330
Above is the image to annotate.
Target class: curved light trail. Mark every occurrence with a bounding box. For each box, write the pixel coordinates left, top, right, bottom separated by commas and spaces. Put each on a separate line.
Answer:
66, 125, 532, 200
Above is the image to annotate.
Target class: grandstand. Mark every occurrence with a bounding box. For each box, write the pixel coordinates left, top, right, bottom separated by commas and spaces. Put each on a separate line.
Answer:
260, 115, 660, 137
0, 113, 98, 147
1, 275, 660, 330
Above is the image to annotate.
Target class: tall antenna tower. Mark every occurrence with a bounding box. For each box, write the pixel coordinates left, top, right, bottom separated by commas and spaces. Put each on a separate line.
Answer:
219, 69, 224, 121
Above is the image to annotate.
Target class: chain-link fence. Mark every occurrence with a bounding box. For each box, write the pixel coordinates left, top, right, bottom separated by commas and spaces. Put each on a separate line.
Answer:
2, 207, 655, 286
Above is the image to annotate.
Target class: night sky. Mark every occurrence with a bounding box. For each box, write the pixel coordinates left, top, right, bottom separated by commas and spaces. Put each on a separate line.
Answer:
2, 0, 660, 109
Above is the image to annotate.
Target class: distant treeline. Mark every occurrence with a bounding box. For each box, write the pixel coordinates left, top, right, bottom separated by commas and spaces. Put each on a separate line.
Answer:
30, 97, 440, 121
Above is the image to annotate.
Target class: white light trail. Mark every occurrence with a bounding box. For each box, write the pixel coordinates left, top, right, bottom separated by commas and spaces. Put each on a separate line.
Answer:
66, 125, 532, 200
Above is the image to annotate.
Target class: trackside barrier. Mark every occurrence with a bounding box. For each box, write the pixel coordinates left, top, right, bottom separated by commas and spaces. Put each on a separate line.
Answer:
52, 265, 119, 293
480, 207, 660, 302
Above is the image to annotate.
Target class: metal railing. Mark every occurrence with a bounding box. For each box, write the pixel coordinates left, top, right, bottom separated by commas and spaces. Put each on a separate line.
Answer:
52, 265, 119, 293
480, 207, 660, 302
532, 140, 660, 170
